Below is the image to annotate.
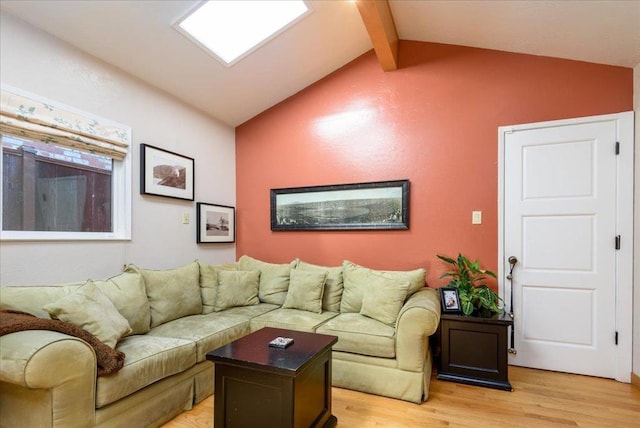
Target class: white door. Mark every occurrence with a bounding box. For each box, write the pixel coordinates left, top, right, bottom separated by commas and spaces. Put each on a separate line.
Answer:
499, 112, 633, 381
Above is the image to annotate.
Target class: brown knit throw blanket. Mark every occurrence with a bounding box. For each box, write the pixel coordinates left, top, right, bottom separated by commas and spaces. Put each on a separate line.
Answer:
0, 310, 125, 377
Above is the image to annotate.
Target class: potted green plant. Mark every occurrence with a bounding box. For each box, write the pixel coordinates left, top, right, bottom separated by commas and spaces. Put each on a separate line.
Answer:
436, 253, 502, 317
435, 254, 513, 390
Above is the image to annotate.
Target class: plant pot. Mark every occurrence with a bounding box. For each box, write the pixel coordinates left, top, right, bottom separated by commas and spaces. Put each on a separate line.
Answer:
471, 308, 499, 318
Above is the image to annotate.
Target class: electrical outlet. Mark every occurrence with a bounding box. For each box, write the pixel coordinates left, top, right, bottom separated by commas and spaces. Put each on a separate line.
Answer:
472, 211, 482, 225
182, 212, 190, 224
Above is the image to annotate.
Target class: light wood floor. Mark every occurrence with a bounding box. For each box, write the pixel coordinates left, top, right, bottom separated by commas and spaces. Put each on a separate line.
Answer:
163, 366, 640, 427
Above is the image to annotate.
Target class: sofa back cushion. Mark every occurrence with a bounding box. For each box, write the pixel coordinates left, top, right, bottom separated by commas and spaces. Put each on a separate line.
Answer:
215, 270, 260, 311
93, 270, 151, 334
128, 262, 202, 328
360, 273, 410, 326
0, 283, 80, 318
340, 260, 426, 313
0, 271, 150, 334
238, 255, 296, 305
282, 269, 327, 314
44, 280, 133, 348
296, 260, 343, 312
198, 261, 238, 314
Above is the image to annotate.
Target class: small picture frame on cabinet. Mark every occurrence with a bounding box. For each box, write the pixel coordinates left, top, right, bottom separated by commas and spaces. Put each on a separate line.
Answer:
440, 287, 462, 314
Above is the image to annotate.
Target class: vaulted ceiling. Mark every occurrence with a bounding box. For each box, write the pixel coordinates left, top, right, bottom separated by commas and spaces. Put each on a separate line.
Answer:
1, 0, 638, 127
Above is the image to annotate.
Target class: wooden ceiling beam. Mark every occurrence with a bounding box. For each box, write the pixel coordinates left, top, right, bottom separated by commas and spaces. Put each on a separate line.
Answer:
356, 0, 399, 71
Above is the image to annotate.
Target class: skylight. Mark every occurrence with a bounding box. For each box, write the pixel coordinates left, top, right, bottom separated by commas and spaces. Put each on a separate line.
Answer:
176, 0, 309, 66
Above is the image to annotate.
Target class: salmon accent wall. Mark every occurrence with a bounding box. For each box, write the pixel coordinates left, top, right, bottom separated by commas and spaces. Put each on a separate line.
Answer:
236, 41, 632, 288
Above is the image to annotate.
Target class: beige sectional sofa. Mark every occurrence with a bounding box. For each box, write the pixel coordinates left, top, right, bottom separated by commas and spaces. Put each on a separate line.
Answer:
0, 256, 441, 428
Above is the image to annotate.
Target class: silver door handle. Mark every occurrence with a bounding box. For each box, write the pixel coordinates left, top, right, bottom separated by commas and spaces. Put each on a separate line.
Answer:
507, 256, 518, 280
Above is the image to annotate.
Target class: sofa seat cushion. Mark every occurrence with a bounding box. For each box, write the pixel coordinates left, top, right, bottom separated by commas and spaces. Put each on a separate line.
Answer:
147, 314, 252, 363
215, 303, 279, 319
96, 335, 196, 408
316, 313, 396, 358
332, 350, 398, 368
143, 304, 277, 367
250, 309, 339, 333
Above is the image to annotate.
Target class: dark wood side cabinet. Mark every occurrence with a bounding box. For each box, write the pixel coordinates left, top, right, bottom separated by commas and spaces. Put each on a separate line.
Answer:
437, 313, 513, 391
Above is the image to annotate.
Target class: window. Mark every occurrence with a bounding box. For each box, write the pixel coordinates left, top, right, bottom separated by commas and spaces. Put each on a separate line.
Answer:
0, 85, 131, 240
3, 135, 112, 232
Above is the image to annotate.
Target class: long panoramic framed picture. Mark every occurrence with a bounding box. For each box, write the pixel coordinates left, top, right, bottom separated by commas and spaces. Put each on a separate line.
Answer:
271, 180, 409, 231
197, 202, 235, 243
140, 144, 194, 201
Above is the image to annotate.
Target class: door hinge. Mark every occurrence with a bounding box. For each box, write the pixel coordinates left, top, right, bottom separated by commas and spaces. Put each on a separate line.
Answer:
615, 235, 621, 250
615, 331, 619, 345
615, 141, 620, 155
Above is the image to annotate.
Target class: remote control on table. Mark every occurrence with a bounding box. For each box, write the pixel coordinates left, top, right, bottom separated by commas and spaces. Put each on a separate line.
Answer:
268, 337, 294, 349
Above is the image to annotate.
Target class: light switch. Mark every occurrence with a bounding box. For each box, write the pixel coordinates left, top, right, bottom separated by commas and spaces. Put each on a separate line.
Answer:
182, 212, 190, 224
472, 211, 482, 225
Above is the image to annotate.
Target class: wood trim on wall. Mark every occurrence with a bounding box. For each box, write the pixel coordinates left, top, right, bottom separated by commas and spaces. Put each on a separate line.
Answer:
631, 371, 640, 390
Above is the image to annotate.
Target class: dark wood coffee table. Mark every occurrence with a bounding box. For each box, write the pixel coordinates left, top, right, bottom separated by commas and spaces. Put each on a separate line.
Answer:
206, 327, 338, 428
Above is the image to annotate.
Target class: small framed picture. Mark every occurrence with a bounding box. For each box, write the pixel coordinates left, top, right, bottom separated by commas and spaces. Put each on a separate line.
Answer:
440, 287, 462, 314
140, 144, 194, 201
197, 202, 235, 243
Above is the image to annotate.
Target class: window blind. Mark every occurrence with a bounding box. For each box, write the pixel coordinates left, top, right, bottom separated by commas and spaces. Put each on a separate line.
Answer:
0, 87, 129, 160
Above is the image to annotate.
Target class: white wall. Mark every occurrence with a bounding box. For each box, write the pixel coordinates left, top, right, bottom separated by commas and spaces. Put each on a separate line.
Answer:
0, 12, 236, 285
634, 63, 640, 379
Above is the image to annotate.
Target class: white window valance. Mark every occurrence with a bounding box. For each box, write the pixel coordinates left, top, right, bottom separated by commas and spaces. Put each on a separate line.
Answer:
0, 86, 130, 159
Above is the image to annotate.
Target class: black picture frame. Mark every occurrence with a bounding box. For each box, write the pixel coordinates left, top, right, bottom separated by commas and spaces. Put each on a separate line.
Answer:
440, 287, 462, 314
196, 202, 235, 243
270, 180, 409, 231
140, 143, 194, 201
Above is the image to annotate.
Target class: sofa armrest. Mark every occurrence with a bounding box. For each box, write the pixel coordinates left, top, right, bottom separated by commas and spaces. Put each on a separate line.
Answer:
395, 288, 441, 372
0, 330, 97, 427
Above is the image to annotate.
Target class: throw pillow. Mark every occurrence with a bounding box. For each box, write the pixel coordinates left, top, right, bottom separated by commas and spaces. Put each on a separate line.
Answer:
360, 273, 410, 326
44, 280, 132, 348
128, 261, 202, 328
238, 255, 297, 305
93, 270, 151, 334
296, 260, 343, 312
0, 283, 81, 319
215, 270, 260, 311
282, 269, 327, 314
340, 260, 426, 313
198, 261, 238, 314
